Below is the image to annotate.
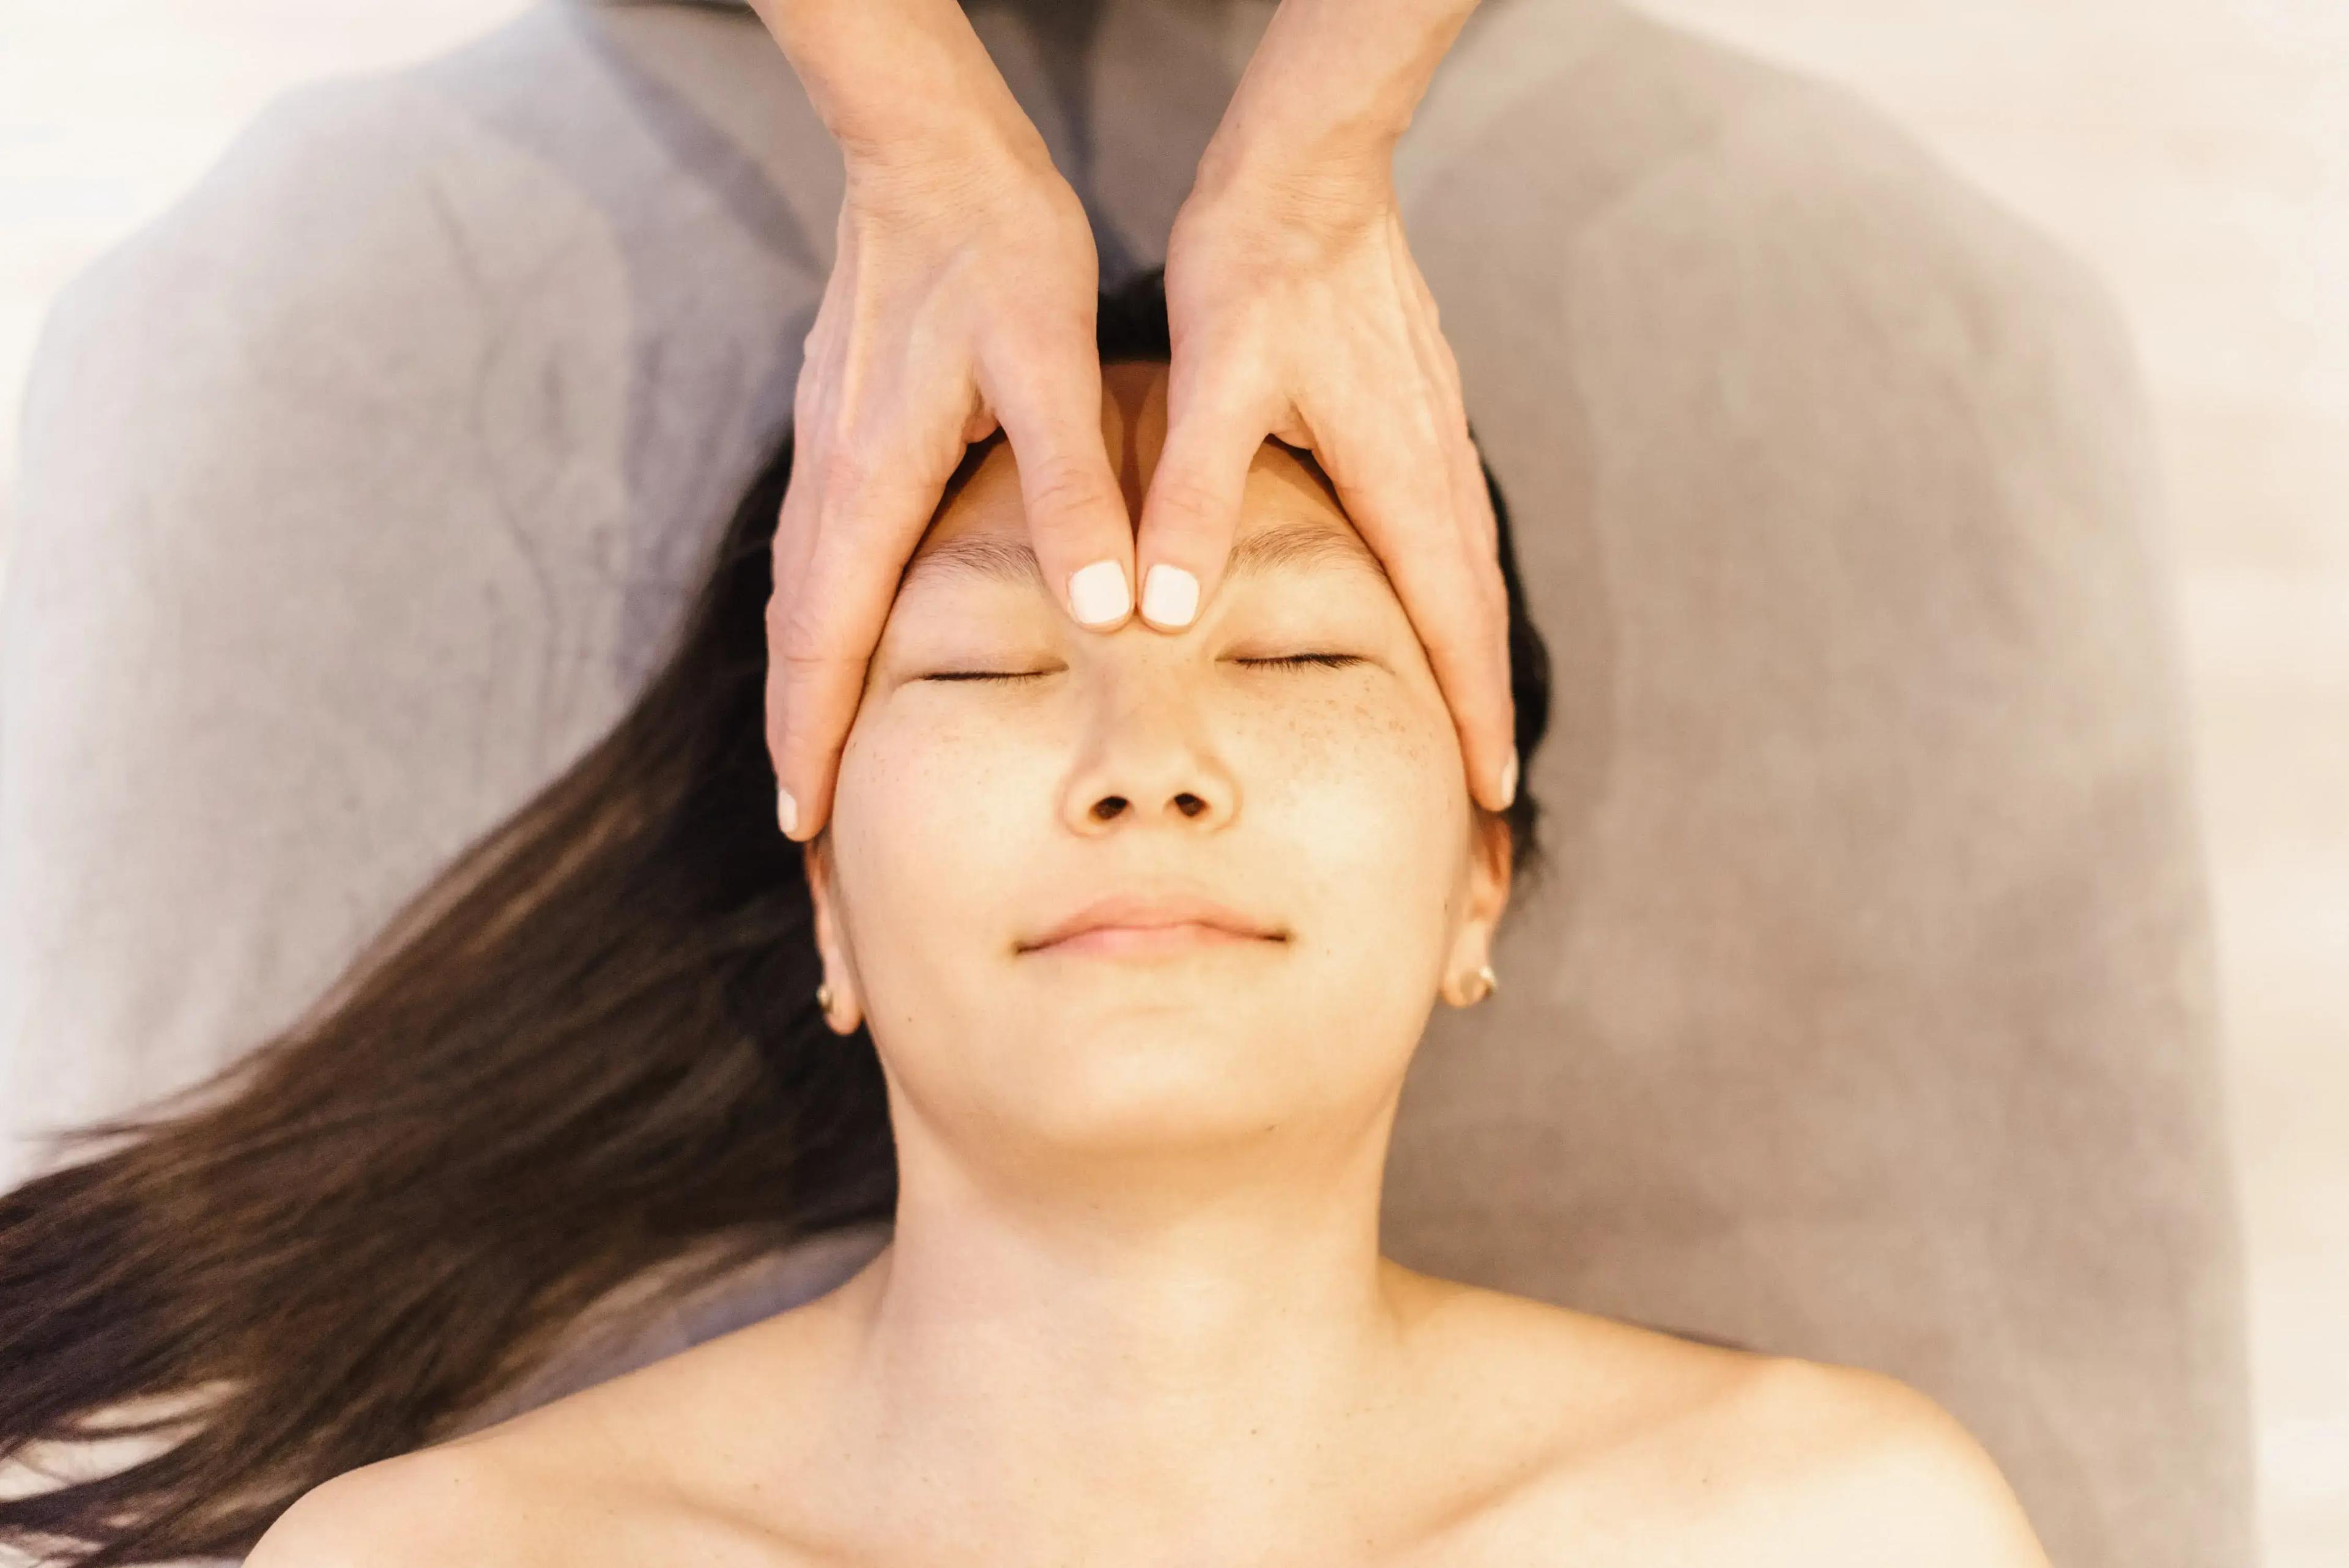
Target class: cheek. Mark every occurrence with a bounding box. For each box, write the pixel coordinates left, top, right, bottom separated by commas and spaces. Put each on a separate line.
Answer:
821, 696, 1066, 1031
1240, 680, 1472, 970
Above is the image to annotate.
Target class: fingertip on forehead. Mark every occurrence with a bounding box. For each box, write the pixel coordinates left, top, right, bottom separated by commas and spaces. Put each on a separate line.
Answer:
912, 359, 1367, 562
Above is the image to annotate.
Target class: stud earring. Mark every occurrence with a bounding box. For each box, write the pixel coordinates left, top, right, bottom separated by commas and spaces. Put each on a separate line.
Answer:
1460, 963, 1499, 1006
816, 981, 834, 1016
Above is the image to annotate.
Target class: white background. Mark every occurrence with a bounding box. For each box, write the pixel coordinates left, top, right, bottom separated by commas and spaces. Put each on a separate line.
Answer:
2, 2, 2342, 1562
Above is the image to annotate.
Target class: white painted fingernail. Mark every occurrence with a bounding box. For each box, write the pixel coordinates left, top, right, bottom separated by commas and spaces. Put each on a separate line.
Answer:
1141, 565, 1200, 628
1499, 747, 1520, 809
777, 786, 799, 838
1068, 559, 1131, 626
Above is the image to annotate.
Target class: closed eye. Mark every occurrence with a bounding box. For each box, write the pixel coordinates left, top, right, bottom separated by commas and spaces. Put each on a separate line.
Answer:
921, 653, 1365, 683
922, 669, 1055, 683
1234, 653, 1365, 670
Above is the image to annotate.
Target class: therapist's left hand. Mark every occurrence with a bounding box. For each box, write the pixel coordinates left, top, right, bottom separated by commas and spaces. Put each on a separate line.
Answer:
1139, 138, 1519, 813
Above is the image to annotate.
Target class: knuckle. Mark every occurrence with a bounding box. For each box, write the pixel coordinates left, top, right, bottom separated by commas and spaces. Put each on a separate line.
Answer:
813, 443, 880, 503
1146, 468, 1228, 529
765, 592, 855, 674
1021, 455, 1116, 522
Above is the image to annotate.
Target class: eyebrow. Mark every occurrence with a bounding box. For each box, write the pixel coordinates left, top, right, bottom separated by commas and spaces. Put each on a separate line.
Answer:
902, 517, 1389, 594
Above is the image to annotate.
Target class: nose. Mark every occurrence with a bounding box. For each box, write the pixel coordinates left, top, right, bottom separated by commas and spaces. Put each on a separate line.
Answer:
1058, 673, 1239, 837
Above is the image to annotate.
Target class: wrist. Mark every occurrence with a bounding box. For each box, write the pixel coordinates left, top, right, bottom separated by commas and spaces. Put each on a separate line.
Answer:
1190, 121, 1399, 221
840, 100, 1056, 198
1197, 0, 1475, 198
1201, 68, 1407, 198
752, 0, 1050, 181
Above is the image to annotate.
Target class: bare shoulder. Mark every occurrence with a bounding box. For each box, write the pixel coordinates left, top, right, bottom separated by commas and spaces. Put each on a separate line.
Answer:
1663, 1353, 2054, 1568
245, 1441, 541, 1568
1746, 1358, 2050, 1566
1400, 1277, 2049, 1567
242, 1306, 841, 1568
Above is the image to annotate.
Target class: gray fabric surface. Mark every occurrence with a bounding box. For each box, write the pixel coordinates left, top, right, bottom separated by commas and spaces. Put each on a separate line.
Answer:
1, 2, 2251, 1564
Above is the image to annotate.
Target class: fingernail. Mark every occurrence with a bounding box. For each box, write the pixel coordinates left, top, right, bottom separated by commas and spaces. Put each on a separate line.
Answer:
1499, 747, 1520, 809
1140, 565, 1200, 628
777, 786, 799, 838
1068, 559, 1131, 626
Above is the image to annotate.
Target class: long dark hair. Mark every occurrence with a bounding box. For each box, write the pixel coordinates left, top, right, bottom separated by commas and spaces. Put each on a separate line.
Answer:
0, 266, 1553, 1566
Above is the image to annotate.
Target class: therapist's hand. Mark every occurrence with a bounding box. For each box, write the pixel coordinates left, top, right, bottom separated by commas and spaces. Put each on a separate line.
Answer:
766, 136, 1129, 841
1140, 141, 1519, 814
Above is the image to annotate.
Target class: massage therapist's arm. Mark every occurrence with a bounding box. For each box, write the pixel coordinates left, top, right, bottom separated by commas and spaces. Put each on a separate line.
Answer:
750, 1, 1518, 842
1151, 0, 1519, 813
748, 0, 1127, 840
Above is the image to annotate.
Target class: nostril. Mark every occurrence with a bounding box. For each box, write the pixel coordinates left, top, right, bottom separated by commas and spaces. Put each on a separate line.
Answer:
1093, 797, 1128, 821
1176, 793, 1206, 817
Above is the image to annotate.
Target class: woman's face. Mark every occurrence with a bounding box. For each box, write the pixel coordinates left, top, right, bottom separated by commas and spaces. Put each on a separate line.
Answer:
803, 359, 1509, 1159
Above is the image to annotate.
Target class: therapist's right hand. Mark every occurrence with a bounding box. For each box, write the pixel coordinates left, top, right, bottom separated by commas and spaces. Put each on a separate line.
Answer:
766, 135, 1130, 842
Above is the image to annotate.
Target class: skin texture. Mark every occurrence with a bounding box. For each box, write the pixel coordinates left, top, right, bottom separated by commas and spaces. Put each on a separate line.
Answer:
751, 0, 1518, 849
249, 363, 2050, 1568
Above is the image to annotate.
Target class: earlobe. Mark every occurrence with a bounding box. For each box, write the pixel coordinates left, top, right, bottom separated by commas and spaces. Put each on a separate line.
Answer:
803, 835, 866, 1035
1469, 812, 1513, 931
1440, 956, 1499, 1008
1442, 814, 1512, 1009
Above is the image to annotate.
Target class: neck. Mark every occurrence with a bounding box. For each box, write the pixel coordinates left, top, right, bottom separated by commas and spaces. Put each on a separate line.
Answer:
818, 1087, 1432, 1549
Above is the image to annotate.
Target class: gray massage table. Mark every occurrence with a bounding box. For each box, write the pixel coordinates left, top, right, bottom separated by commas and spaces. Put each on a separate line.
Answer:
0, 2, 2253, 1563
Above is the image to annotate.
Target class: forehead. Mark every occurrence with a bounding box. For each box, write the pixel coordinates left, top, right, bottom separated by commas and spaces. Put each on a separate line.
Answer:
904, 359, 1387, 593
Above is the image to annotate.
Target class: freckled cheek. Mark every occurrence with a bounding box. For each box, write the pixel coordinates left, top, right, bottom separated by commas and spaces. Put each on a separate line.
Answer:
848, 704, 1061, 813
1243, 687, 1468, 894
829, 705, 1061, 923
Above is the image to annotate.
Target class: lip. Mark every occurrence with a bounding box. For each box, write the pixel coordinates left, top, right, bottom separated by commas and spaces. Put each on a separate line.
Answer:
1017, 890, 1288, 956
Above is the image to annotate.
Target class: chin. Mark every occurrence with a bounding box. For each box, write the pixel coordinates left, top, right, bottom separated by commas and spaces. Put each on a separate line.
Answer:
982, 1007, 1343, 1152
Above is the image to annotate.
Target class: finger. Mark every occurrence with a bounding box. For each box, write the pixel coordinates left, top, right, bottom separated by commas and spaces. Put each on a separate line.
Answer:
1321, 409, 1517, 812
764, 442, 946, 841
1443, 433, 1518, 811
983, 343, 1134, 631
1387, 291, 1518, 806
1132, 356, 1274, 631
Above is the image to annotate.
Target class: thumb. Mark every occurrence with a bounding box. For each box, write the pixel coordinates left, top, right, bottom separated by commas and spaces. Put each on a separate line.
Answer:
987, 353, 1134, 630
1133, 364, 1272, 630
765, 445, 942, 842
